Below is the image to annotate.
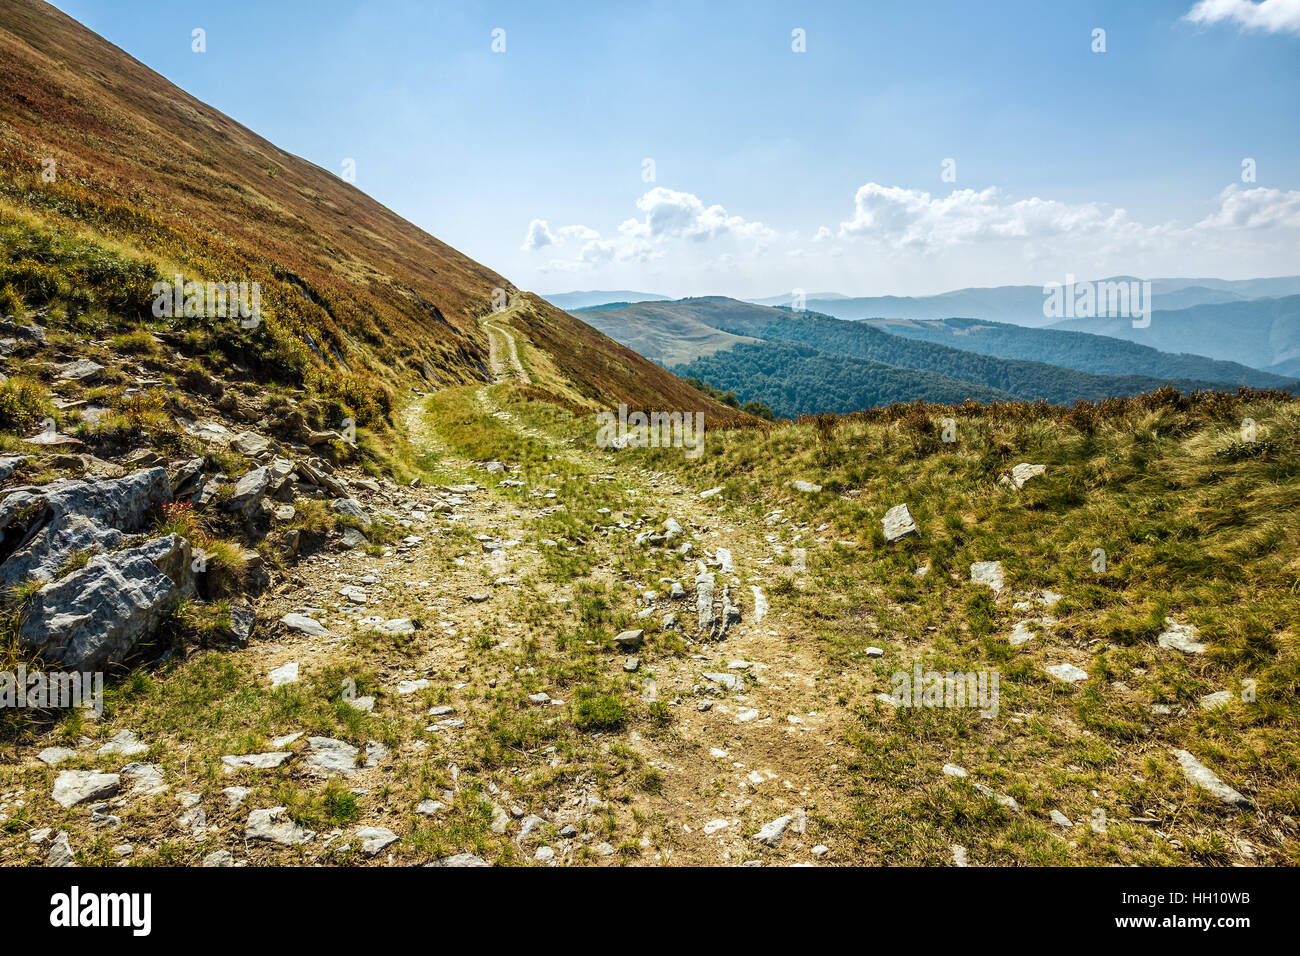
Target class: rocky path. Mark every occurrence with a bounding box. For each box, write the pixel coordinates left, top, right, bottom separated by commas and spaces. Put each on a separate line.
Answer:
3, 364, 860, 867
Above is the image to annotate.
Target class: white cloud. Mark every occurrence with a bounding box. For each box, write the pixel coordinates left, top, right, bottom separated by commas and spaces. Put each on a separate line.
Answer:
619, 187, 775, 244
520, 180, 1300, 294
1196, 184, 1300, 228
837, 183, 1135, 248
521, 218, 554, 251
527, 187, 774, 273
1184, 0, 1300, 34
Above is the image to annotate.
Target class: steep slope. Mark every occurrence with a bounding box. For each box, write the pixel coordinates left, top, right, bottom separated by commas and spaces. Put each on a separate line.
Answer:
862, 317, 1296, 388
1049, 296, 1300, 372
0, 0, 729, 420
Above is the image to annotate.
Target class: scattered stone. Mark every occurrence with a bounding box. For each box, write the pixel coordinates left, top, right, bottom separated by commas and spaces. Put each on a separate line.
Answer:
356, 826, 398, 856
1050, 810, 1074, 827
882, 504, 919, 542
202, 850, 234, 867
52, 770, 119, 809
1199, 691, 1234, 711
364, 741, 389, 767
37, 747, 76, 766
268, 662, 299, 688
416, 799, 445, 816
47, 831, 76, 867
1045, 663, 1088, 683
696, 571, 715, 631
246, 807, 315, 846
331, 497, 372, 529
1002, 463, 1046, 490
752, 812, 802, 848
305, 737, 359, 777
970, 561, 1005, 592
1173, 750, 1251, 808
221, 752, 292, 772
222, 786, 251, 809
623, 657, 640, 672
1008, 621, 1036, 646
614, 628, 644, 651
339, 585, 368, 604
427, 853, 489, 867
792, 480, 822, 493
280, 613, 329, 637
1158, 619, 1206, 654
18, 534, 195, 671
703, 672, 744, 692
96, 730, 147, 757
120, 762, 166, 795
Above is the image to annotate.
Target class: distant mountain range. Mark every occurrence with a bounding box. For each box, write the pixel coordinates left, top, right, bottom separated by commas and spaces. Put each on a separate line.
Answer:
1047, 295, 1300, 376
577, 297, 1294, 418
860, 316, 1294, 388
746, 276, 1300, 328
539, 290, 670, 311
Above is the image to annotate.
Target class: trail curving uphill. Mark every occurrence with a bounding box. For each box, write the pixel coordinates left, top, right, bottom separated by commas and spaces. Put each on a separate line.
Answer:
482, 305, 531, 385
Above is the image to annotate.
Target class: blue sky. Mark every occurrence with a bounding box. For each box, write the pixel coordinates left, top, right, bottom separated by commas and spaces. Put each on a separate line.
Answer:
48, 0, 1300, 297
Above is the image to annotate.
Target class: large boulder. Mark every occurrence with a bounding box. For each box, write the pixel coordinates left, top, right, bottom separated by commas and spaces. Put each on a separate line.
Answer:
18, 534, 196, 670
225, 457, 295, 517
0, 468, 172, 590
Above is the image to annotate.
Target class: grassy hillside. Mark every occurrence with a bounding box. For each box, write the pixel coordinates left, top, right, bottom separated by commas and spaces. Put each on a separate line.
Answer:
577, 300, 762, 365
863, 316, 1296, 388
606, 386, 1300, 864
0, 0, 729, 423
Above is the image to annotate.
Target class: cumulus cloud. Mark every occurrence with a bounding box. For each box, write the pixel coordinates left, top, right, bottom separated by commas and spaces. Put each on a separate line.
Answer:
619, 187, 774, 244
526, 187, 774, 272
1185, 0, 1300, 34
521, 218, 554, 251
837, 183, 1136, 249
1196, 184, 1300, 228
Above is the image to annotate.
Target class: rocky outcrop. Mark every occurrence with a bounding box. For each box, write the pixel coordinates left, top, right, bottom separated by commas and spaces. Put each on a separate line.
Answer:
19, 534, 197, 670
0, 467, 172, 589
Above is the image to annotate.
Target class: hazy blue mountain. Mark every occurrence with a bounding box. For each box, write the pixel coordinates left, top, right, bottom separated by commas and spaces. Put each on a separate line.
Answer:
1048, 295, 1300, 371
541, 290, 669, 311
860, 316, 1295, 388
749, 276, 1300, 327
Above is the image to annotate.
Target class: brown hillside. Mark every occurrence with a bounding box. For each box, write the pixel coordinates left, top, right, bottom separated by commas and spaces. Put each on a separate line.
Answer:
0, 0, 733, 420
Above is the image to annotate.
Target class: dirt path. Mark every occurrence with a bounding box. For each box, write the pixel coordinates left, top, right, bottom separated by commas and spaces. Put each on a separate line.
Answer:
246, 381, 862, 864
482, 310, 530, 385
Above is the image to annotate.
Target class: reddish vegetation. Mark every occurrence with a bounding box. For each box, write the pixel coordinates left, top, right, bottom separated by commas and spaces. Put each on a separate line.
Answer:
0, 0, 735, 421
